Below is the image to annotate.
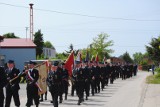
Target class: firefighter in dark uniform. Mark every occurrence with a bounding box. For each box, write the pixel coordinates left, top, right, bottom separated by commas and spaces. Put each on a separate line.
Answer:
83, 61, 90, 100
90, 61, 95, 96
25, 61, 39, 107
47, 61, 62, 107
47, 66, 54, 104
133, 64, 138, 76
71, 65, 78, 96
94, 62, 101, 93
110, 64, 115, 84
100, 63, 105, 91
57, 66, 63, 104
75, 61, 84, 105
5, 60, 21, 107
61, 62, 69, 100
122, 64, 127, 80
0, 66, 7, 107
105, 63, 110, 86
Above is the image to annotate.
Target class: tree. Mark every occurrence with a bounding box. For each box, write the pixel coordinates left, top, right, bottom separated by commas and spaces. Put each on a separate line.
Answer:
133, 52, 143, 64
120, 52, 133, 63
91, 33, 114, 61
3, 33, 19, 38
44, 41, 55, 49
146, 36, 160, 63
56, 52, 68, 60
34, 30, 44, 57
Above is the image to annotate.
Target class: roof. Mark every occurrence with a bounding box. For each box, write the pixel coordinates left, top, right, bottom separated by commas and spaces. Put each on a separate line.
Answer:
0, 38, 36, 48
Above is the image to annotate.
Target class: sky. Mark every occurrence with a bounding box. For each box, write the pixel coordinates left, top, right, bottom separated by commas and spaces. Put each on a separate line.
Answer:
0, 0, 160, 57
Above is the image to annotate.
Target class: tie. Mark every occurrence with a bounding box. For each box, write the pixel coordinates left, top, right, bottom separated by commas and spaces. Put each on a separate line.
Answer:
29, 69, 32, 74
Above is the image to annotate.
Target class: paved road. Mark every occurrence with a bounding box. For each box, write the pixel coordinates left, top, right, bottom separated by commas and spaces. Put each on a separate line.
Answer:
9, 71, 149, 107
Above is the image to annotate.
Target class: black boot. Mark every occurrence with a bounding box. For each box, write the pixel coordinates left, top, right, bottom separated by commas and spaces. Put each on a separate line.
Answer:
77, 100, 80, 105
65, 94, 67, 100
86, 96, 88, 100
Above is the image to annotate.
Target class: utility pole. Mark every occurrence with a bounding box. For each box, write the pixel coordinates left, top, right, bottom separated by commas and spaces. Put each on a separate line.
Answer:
29, 3, 34, 40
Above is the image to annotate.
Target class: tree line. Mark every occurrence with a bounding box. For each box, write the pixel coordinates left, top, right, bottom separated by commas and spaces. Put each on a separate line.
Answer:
2, 30, 159, 66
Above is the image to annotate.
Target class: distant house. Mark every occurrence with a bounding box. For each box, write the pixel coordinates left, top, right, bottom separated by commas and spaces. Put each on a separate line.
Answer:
109, 57, 126, 64
43, 47, 56, 59
0, 38, 36, 71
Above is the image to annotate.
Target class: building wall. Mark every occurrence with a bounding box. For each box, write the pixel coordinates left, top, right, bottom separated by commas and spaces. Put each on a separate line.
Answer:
43, 47, 56, 58
0, 48, 36, 71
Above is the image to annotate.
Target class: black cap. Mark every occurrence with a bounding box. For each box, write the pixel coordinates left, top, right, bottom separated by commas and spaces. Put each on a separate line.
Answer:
53, 61, 59, 66
29, 61, 36, 65
8, 60, 14, 64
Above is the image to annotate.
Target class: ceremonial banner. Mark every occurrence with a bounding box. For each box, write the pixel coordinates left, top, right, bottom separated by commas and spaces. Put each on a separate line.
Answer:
35, 61, 48, 95
76, 51, 82, 62
85, 50, 90, 62
65, 51, 74, 76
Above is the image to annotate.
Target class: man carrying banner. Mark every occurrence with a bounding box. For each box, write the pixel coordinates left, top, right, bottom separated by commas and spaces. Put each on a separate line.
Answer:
26, 61, 39, 107
5, 60, 21, 107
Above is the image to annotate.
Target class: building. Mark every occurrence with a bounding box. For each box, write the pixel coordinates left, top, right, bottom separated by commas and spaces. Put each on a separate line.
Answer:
109, 57, 126, 64
43, 47, 56, 59
0, 38, 36, 71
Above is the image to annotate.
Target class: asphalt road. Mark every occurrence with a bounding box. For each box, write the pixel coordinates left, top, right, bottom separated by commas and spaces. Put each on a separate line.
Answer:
9, 71, 149, 107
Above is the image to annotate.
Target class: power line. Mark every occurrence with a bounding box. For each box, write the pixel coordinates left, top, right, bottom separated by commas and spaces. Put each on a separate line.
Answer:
0, 2, 160, 22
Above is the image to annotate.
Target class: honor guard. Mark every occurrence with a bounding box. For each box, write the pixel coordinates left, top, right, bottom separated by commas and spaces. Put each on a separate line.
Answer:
47, 61, 62, 107
75, 61, 84, 105
25, 61, 39, 107
83, 61, 90, 100
61, 62, 69, 100
90, 61, 96, 96
5, 60, 21, 107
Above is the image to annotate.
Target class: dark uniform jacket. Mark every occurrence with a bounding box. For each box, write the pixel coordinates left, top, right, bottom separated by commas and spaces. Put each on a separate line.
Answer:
47, 69, 62, 93
26, 69, 39, 85
0, 67, 7, 89
5, 67, 20, 90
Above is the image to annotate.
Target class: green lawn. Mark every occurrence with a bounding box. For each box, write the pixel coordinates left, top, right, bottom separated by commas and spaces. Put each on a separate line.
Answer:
146, 73, 160, 84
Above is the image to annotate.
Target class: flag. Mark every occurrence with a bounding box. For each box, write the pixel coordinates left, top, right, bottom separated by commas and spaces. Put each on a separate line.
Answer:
35, 61, 48, 95
76, 51, 82, 62
95, 53, 99, 63
65, 51, 74, 76
85, 50, 90, 62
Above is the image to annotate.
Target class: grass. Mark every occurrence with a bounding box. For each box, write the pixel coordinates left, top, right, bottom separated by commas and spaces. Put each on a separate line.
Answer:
146, 73, 160, 84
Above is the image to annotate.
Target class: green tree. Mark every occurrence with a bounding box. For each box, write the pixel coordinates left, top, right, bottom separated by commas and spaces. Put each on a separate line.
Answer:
146, 36, 160, 63
44, 41, 55, 49
3, 33, 19, 38
91, 33, 114, 61
34, 30, 44, 57
120, 52, 133, 63
56, 52, 68, 60
133, 52, 143, 64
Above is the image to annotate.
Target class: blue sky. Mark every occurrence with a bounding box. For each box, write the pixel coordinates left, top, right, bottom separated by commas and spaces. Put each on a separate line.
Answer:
0, 0, 160, 57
